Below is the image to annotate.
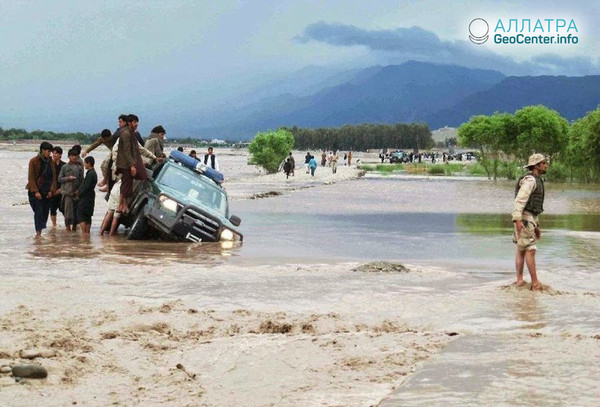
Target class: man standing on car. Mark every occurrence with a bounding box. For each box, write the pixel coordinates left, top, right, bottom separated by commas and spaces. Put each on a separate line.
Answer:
203, 147, 220, 171
512, 153, 548, 291
115, 114, 142, 215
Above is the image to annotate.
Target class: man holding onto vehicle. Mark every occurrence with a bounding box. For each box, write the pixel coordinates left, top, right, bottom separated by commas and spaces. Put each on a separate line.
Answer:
95, 115, 128, 191
145, 125, 167, 160
512, 153, 548, 291
105, 134, 157, 236
82, 128, 115, 157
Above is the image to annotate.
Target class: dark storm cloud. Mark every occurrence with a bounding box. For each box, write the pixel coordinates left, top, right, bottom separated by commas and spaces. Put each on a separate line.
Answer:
296, 21, 599, 76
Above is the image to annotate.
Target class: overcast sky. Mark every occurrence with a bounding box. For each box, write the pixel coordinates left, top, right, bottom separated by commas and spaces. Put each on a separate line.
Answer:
1, 0, 598, 135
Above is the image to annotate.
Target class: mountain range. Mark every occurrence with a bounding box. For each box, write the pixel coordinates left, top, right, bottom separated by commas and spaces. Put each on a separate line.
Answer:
196, 61, 600, 139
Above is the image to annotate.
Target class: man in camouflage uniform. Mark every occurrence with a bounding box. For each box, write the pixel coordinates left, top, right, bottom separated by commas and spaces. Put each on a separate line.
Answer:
512, 153, 548, 291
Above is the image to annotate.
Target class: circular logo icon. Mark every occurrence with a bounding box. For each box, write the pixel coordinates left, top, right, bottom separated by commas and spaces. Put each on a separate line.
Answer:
469, 18, 489, 44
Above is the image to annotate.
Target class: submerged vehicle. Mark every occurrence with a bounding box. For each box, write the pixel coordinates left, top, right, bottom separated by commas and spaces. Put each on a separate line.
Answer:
122, 150, 243, 243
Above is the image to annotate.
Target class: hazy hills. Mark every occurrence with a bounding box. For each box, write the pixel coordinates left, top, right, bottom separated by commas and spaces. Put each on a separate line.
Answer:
423, 75, 600, 128
196, 61, 600, 139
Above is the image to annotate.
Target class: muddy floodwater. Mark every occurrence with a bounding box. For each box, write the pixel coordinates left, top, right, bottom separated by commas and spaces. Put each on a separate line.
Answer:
2, 148, 600, 406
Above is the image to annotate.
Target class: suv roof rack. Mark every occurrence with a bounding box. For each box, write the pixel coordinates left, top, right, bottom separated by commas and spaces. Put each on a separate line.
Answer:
169, 149, 225, 185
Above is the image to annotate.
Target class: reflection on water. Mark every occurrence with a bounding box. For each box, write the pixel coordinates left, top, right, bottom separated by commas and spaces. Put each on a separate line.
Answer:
98, 238, 243, 265
30, 232, 102, 259
455, 213, 600, 234
27, 231, 242, 266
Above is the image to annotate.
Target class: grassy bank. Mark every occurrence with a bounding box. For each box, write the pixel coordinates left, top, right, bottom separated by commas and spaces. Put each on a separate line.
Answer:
361, 162, 478, 176
360, 160, 585, 182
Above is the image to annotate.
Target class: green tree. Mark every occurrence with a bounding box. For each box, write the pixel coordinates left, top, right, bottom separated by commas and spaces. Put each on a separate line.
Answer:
458, 113, 512, 180
248, 129, 295, 173
567, 106, 600, 182
514, 105, 569, 161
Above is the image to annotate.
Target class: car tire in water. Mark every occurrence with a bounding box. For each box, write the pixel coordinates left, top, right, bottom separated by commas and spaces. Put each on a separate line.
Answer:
127, 211, 148, 240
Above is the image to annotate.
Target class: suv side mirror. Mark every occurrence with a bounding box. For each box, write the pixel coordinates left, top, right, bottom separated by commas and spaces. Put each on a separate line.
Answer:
229, 215, 241, 226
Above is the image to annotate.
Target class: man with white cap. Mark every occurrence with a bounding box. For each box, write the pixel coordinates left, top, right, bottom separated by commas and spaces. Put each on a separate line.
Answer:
512, 153, 548, 291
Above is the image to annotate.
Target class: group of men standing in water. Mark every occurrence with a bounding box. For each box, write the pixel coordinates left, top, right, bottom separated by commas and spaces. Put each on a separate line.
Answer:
26, 113, 222, 237
26, 114, 160, 236
26, 141, 97, 236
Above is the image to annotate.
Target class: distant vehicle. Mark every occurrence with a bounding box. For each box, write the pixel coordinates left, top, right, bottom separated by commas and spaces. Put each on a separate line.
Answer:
122, 150, 243, 243
389, 150, 409, 163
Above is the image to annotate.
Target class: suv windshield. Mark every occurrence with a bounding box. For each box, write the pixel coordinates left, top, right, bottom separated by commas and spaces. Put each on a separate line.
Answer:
157, 164, 228, 216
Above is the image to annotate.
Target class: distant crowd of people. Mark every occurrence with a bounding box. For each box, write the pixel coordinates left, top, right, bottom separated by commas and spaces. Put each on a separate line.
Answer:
379, 150, 475, 164
282, 150, 354, 178
26, 113, 221, 237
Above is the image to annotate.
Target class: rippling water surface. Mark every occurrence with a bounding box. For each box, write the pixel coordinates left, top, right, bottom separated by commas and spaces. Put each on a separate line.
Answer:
2, 149, 600, 405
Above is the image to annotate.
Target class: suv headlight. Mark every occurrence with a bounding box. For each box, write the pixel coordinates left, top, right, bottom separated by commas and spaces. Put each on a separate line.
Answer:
158, 195, 179, 214
220, 228, 241, 241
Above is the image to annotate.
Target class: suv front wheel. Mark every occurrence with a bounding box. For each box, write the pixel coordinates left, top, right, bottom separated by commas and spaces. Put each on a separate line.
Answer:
127, 210, 149, 240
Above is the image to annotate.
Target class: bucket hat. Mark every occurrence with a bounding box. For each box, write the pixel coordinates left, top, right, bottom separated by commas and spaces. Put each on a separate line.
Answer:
524, 153, 546, 168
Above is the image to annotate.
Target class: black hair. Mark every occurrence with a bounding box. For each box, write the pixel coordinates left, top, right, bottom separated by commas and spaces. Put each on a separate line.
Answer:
151, 125, 166, 134
127, 114, 139, 123
84, 156, 95, 166
118, 114, 128, 121
67, 148, 78, 156
40, 141, 53, 151
177, 146, 184, 152
72, 145, 82, 154
101, 129, 112, 138
52, 146, 63, 155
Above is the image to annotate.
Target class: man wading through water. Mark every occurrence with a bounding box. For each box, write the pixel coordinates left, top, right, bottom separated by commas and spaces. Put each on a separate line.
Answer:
512, 153, 548, 291
27, 142, 58, 236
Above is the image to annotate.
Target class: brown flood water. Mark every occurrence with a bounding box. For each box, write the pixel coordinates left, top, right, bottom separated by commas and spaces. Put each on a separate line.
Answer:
3, 148, 600, 406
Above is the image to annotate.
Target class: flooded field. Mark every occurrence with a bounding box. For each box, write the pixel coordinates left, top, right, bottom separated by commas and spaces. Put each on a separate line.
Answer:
1, 148, 600, 406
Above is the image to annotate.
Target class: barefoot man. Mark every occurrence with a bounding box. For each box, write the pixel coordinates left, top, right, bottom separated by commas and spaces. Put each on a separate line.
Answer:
512, 153, 548, 291
114, 114, 141, 218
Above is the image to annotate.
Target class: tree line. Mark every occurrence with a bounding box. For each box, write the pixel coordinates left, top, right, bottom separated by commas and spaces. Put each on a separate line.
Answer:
0, 127, 98, 144
0, 128, 237, 148
285, 123, 434, 152
458, 104, 600, 182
